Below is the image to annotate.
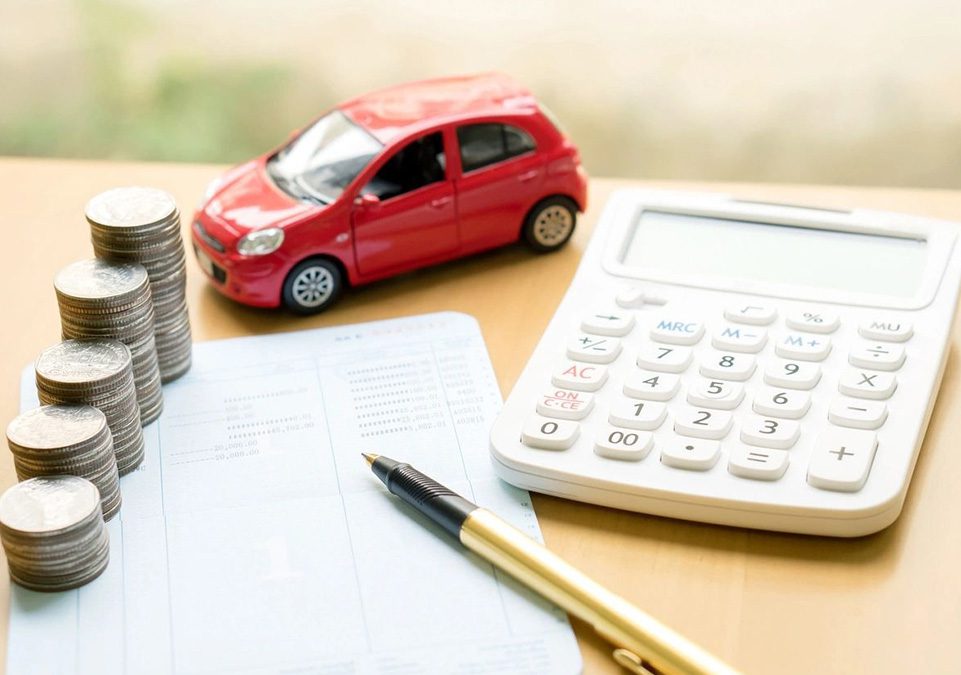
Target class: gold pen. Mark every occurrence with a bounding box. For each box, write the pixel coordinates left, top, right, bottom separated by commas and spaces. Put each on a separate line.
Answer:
363, 453, 740, 675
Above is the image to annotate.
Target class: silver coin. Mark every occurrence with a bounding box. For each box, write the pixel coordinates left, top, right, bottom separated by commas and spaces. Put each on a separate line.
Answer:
6, 405, 107, 452
0, 476, 101, 535
85, 187, 177, 230
35, 340, 131, 386
54, 259, 149, 302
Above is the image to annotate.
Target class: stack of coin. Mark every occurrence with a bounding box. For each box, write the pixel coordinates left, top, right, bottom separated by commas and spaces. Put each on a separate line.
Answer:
35, 340, 145, 474
86, 187, 192, 383
53, 259, 164, 424
0, 476, 110, 592
6, 405, 122, 520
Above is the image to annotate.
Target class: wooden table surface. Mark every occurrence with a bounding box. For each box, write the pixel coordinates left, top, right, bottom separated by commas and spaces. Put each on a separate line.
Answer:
1, 158, 960, 674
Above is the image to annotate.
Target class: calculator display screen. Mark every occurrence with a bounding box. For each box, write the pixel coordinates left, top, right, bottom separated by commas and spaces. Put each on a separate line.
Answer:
622, 211, 927, 298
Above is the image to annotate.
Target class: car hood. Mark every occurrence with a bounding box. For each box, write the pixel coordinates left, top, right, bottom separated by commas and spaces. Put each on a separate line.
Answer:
203, 160, 319, 237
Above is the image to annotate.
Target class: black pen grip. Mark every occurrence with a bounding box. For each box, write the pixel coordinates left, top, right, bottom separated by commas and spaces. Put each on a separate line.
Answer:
374, 458, 478, 538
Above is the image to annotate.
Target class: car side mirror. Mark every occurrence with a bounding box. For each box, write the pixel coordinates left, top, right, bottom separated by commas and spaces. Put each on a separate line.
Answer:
354, 193, 381, 209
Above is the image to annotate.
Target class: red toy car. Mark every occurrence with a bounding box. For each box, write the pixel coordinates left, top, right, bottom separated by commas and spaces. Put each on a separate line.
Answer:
192, 73, 588, 313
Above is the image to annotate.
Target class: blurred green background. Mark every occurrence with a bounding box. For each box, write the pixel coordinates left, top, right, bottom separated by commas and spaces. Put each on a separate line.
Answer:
3, 0, 960, 186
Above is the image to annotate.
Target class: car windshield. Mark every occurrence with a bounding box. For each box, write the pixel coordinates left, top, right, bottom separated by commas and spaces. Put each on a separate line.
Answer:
267, 110, 383, 204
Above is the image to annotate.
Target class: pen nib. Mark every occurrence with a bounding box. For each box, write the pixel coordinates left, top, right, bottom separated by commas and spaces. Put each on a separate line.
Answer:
362, 452, 379, 467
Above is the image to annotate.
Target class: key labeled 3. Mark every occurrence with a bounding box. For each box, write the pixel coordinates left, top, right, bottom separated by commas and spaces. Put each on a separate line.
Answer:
740, 415, 800, 449
536, 388, 594, 420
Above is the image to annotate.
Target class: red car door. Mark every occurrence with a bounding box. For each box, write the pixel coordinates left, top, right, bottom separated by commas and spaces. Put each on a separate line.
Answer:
351, 130, 458, 277
453, 122, 545, 252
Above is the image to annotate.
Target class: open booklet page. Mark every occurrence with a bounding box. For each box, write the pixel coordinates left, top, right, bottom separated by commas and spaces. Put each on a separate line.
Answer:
11, 312, 581, 674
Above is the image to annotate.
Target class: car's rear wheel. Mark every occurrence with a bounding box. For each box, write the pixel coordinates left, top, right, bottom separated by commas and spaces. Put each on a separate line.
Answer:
282, 258, 344, 314
522, 196, 577, 252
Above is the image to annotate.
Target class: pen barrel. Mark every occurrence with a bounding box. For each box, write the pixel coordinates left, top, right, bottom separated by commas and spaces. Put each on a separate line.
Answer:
460, 509, 740, 675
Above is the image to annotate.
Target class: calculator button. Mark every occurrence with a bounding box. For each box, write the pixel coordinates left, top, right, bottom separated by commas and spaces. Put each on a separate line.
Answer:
752, 387, 811, 419
536, 388, 594, 420
828, 397, 888, 430
724, 304, 777, 326
848, 343, 906, 371
698, 351, 756, 381
711, 325, 768, 353
728, 446, 790, 481
740, 415, 800, 449
763, 360, 821, 390
623, 370, 680, 401
567, 333, 622, 364
686, 379, 744, 410
649, 318, 704, 346
615, 287, 667, 309
581, 309, 635, 337
594, 425, 653, 461
636, 344, 692, 373
838, 369, 897, 400
608, 399, 667, 430
674, 408, 732, 440
807, 429, 878, 492
775, 333, 832, 361
660, 438, 721, 471
859, 319, 913, 343
786, 309, 840, 334
521, 415, 580, 450
551, 362, 608, 392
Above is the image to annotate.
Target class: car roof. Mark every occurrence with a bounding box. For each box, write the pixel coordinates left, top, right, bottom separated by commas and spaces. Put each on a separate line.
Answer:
339, 73, 538, 144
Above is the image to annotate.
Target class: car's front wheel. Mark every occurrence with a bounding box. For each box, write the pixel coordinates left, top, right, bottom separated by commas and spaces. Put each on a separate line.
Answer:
521, 196, 577, 252
282, 258, 344, 314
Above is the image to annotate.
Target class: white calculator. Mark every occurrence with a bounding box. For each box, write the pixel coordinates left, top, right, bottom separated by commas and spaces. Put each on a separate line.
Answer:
490, 190, 961, 536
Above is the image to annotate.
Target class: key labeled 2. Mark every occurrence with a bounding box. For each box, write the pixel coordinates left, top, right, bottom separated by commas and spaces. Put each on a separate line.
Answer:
674, 408, 732, 440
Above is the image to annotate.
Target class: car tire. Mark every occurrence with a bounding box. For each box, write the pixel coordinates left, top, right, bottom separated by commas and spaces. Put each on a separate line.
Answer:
521, 196, 578, 252
282, 258, 344, 315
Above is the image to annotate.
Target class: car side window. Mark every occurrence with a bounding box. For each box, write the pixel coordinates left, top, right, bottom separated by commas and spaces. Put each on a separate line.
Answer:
457, 123, 536, 173
362, 132, 446, 201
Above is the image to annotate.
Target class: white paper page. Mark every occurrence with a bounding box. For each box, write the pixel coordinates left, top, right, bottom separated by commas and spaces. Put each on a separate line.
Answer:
10, 312, 581, 674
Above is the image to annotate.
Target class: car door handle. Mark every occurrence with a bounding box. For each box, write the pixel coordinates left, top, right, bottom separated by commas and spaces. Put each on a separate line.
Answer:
429, 196, 453, 209
518, 169, 540, 183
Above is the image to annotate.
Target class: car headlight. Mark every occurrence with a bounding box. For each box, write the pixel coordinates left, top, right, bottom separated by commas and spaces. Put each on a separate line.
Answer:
237, 228, 285, 256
